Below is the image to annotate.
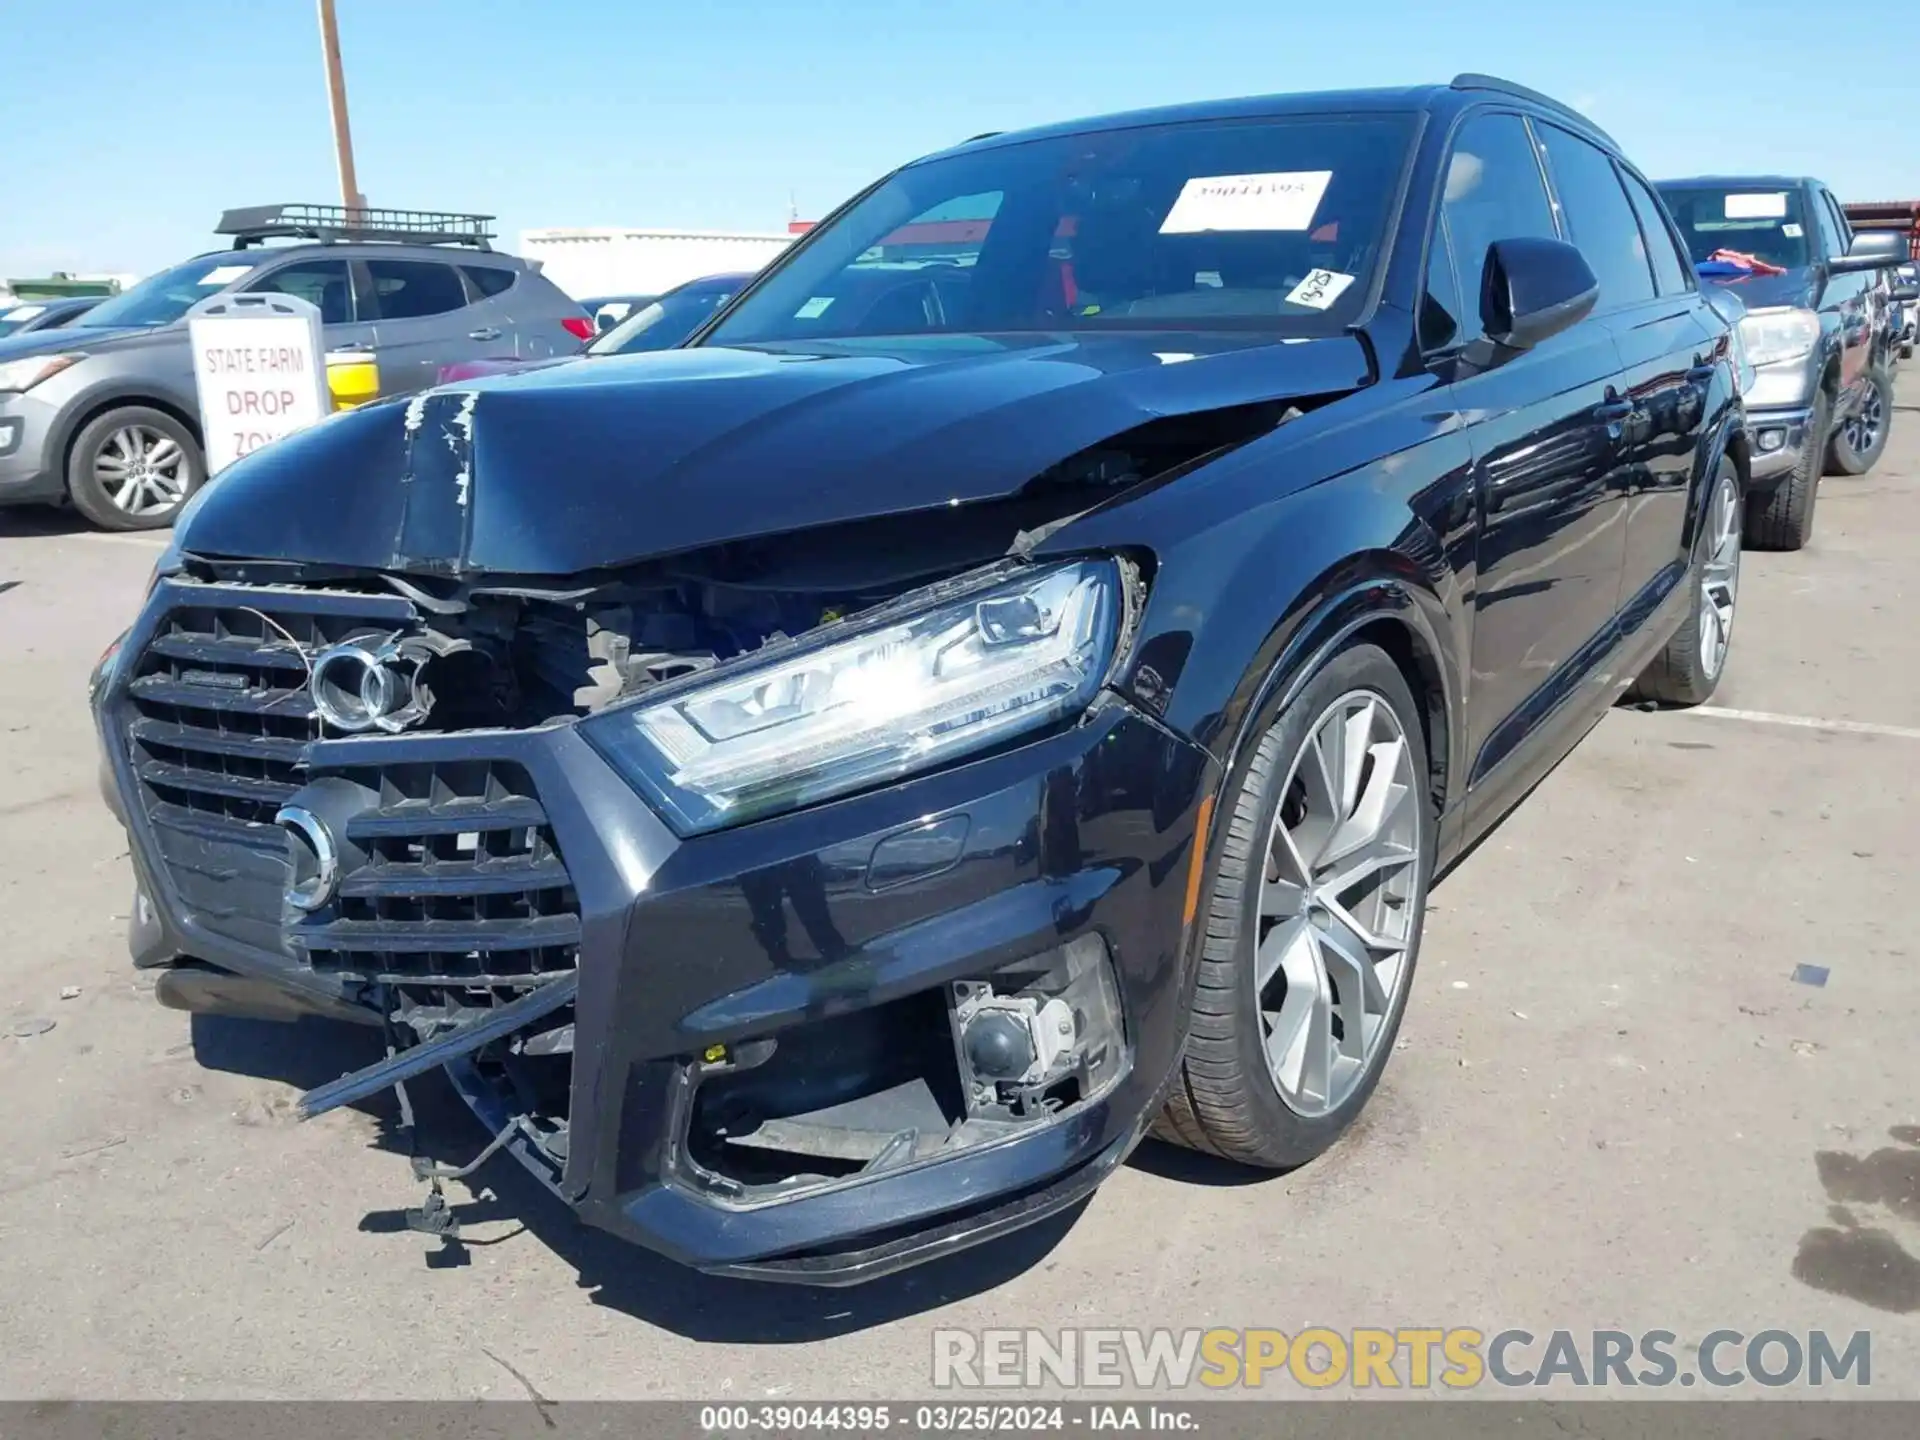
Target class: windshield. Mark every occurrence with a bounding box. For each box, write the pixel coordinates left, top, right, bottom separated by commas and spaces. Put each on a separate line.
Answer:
707, 114, 1415, 346
0, 305, 52, 337
75, 254, 260, 328
588, 281, 741, 354
1656, 186, 1811, 269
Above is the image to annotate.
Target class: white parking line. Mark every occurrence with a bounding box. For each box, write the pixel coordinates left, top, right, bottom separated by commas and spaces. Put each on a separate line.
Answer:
1676, 706, 1920, 742
67, 531, 169, 548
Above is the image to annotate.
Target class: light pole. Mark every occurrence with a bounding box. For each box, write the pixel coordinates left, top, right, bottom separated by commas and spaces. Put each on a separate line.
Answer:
317, 0, 365, 212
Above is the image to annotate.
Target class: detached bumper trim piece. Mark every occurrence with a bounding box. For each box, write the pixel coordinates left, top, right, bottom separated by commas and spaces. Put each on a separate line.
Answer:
295, 973, 578, 1120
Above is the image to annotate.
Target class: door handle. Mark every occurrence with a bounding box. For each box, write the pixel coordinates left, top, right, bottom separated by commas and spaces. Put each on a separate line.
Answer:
468, 327, 502, 341
1593, 400, 1635, 422
1687, 364, 1718, 383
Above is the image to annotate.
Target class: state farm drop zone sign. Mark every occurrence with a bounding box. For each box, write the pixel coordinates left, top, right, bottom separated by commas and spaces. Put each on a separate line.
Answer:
187, 295, 331, 475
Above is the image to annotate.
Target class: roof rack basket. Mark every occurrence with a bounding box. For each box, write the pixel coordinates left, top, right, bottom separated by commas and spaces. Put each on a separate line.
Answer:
216, 204, 497, 250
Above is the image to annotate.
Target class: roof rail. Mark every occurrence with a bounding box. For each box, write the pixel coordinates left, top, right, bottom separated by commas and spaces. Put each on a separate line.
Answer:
1449, 73, 1615, 143
962, 131, 1004, 144
216, 203, 497, 250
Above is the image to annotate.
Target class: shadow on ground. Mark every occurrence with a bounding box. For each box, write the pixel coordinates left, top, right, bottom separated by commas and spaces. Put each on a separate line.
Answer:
0, 506, 93, 539
190, 1011, 1090, 1342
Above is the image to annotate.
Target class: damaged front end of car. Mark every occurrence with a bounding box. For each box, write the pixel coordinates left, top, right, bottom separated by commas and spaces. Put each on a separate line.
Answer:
92, 333, 1364, 1280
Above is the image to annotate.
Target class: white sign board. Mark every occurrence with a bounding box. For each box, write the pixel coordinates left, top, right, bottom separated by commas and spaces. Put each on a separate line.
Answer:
187, 293, 330, 475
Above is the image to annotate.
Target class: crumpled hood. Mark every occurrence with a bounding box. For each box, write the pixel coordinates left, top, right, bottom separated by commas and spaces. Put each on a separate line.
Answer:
180, 332, 1371, 576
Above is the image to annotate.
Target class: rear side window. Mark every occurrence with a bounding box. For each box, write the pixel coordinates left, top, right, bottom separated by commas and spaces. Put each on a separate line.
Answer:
1439, 114, 1557, 312
462, 265, 517, 298
1537, 125, 1655, 309
1618, 170, 1692, 296
367, 260, 469, 320
246, 259, 355, 324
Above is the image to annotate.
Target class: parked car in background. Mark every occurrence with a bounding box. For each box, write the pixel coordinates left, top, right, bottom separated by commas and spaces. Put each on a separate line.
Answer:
438, 272, 751, 382
1657, 176, 1907, 548
0, 204, 593, 531
1892, 262, 1918, 360
0, 296, 103, 337
578, 294, 657, 333
98, 75, 1747, 1285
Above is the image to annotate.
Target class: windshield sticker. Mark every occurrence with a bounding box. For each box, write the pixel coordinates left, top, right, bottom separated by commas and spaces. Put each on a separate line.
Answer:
1724, 193, 1788, 220
794, 297, 834, 319
1782, 222, 1804, 238
1285, 268, 1356, 310
1159, 170, 1332, 234
199, 264, 254, 287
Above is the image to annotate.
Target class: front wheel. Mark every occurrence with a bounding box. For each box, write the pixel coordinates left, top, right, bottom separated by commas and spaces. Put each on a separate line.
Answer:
65, 406, 204, 531
1153, 643, 1432, 1169
1628, 458, 1740, 706
1825, 364, 1892, 476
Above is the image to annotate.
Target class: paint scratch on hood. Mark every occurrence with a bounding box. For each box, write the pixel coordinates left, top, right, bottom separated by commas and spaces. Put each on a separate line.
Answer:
403, 390, 431, 435
445, 390, 479, 508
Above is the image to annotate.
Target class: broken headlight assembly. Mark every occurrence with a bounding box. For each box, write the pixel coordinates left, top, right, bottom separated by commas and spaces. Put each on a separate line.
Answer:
582, 558, 1123, 833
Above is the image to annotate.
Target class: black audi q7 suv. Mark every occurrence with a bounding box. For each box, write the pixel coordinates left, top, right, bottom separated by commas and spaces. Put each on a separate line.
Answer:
92, 75, 1746, 1284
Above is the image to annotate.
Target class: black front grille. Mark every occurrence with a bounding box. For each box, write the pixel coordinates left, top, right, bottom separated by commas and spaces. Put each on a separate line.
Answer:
127, 591, 413, 828
292, 759, 581, 986
124, 586, 581, 989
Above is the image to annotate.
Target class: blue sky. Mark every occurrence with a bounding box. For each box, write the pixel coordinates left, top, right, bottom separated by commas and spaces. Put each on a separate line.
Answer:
3, 0, 1914, 279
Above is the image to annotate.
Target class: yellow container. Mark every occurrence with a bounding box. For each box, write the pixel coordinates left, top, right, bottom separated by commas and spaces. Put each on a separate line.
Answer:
326, 353, 380, 411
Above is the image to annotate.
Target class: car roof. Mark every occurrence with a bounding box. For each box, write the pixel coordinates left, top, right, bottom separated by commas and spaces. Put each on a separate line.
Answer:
923, 75, 1611, 162
171, 242, 525, 268
1657, 175, 1816, 191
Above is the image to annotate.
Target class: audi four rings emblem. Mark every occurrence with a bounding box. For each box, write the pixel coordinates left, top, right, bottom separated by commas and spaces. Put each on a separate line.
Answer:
275, 805, 339, 912
310, 636, 432, 733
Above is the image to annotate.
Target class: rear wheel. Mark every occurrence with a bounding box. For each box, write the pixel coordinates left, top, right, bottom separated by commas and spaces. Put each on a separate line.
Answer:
1825, 364, 1892, 476
65, 406, 203, 531
1154, 643, 1432, 1169
1628, 458, 1740, 706
1743, 389, 1828, 552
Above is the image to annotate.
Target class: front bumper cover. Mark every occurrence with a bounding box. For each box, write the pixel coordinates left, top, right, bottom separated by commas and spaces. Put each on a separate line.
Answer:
1742, 403, 1815, 489
97, 587, 1216, 1281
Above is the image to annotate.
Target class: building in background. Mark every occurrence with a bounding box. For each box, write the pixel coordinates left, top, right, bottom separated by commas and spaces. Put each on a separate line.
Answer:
0, 271, 139, 305
517, 227, 796, 301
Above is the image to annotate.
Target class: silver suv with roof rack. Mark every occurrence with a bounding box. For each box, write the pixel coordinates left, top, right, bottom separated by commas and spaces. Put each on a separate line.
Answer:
0, 204, 589, 531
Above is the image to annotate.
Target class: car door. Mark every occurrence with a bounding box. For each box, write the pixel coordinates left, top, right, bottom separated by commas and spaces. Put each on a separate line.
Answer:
1435, 111, 1629, 790
458, 261, 524, 358
242, 256, 378, 353
364, 257, 485, 394
1536, 127, 1719, 625
1812, 188, 1871, 397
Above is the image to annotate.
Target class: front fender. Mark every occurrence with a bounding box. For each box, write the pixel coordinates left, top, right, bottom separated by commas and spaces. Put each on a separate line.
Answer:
1047, 427, 1475, 824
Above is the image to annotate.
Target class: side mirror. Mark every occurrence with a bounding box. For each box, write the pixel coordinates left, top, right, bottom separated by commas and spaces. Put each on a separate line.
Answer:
1481, 237, 1599, 350
1890, 270, 1919, 303
1829, 231, 1908, 274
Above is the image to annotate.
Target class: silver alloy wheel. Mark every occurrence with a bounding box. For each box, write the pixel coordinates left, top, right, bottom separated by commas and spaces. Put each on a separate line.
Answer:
93, 425, 188, 519
1841, 384, 1884, 458
1699, 468, 1741, 678
1256, 689, 1421, 1117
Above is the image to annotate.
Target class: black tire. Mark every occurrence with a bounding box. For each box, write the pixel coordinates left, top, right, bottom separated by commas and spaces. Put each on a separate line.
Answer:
1824, 364, 1893, 477
1743, 389, 1828, 552
1153, 642, 1434, 1169
65, 406, 204, 532
1627, 457, 1739, 707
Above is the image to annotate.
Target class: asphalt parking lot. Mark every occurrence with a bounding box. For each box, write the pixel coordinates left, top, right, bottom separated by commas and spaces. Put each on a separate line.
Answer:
2, 375, 1918, 1402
